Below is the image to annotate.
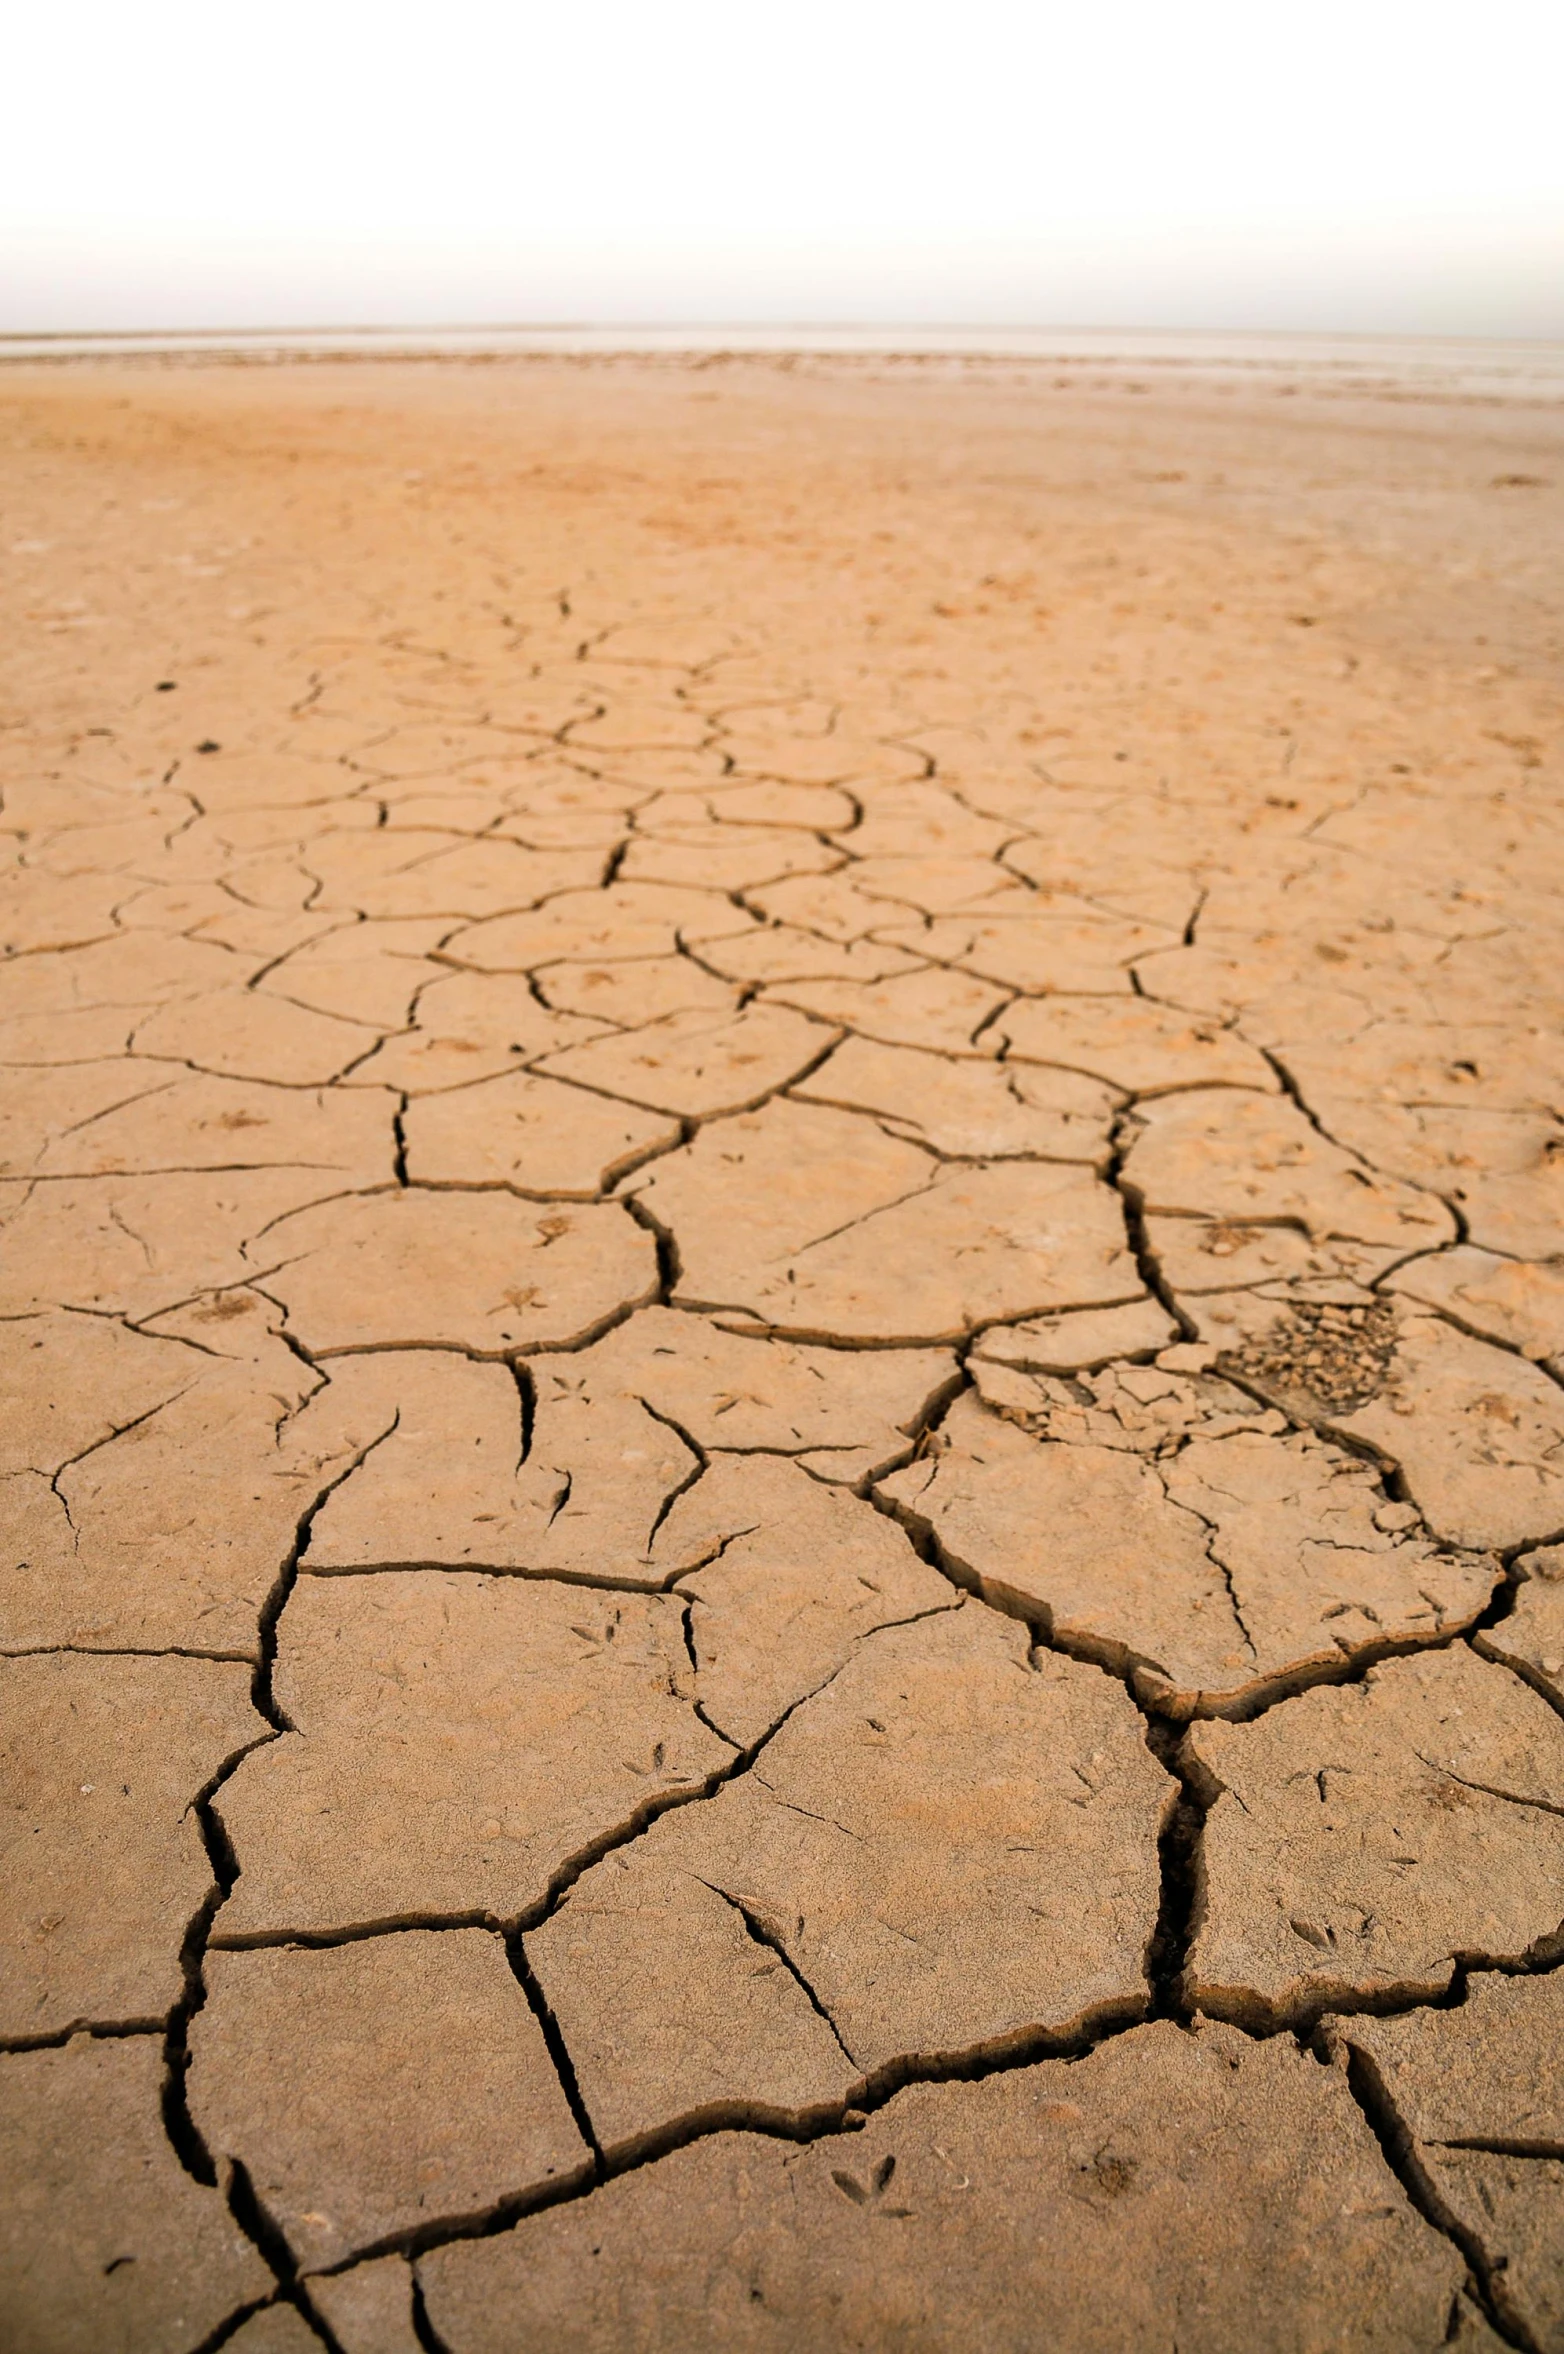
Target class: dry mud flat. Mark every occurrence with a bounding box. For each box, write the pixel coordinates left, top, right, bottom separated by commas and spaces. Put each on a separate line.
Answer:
0, 349, 1562, 2351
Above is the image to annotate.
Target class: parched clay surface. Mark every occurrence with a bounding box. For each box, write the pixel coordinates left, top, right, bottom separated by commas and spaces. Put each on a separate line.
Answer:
310, 2256, 422, 2354
880, 1389, 1495, 1715
1344, 1975, 1564, 2351
188, 1930, 587, 2269
212, 1576, 733, 1937
527, 1605, 1167, 2132
669, 1454, 959, 1747
254, 1187, 657, 1355
3, 1292, 401, 1654
1189, 1645, 1564, 2021
300, 1316, 955, 1580
0, 2035, 271, 2351
421, 2022, 1471, 2352
1476, 1543, 1564, 1710
1330, 1309, 1564, 1553
3, 353, 1562, 2339
632, 1097, 1136, 1341
403, 1068, 679, 1196
1, 1652, 263, 2038
220, 2307, 322, 2354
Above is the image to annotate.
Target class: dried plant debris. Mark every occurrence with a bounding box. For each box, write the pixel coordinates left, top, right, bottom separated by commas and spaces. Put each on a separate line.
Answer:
1219, 1297, 1401, 1414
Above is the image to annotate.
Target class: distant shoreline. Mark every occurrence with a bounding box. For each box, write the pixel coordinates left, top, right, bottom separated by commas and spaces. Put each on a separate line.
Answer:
2, 327, 1561, 413
2, 322, 1562, 389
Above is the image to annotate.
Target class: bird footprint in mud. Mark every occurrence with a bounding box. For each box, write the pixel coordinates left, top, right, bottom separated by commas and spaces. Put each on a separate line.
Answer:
831, 2153, 912, 2216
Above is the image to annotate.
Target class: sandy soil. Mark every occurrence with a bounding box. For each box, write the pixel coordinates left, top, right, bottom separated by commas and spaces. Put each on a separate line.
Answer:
1, 353, 1562, 2351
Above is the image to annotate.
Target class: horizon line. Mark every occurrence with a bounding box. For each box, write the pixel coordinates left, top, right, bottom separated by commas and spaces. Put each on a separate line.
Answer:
5, 320, 1564, 350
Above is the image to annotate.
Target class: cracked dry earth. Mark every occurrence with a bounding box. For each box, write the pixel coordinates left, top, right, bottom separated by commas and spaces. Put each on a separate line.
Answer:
0, 355, 1562, 2354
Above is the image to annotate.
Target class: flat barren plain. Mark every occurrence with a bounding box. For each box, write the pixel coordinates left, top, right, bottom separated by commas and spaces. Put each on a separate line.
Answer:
1, 350, 1562, 2352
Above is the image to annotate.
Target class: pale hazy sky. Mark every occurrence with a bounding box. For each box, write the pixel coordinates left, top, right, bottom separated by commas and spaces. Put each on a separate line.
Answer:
5, 0, 1562, 336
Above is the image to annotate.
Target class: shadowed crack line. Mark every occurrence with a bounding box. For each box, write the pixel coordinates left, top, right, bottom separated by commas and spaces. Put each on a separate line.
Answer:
507, 1937, 605, 2179
44, 1385, 196, 1531
1332, 2031, 1537, 2352
1141, 1719, 1209, 2022
410, 2271, 456, 2354
208, 1910, 504, 1954
1437, 2132, 1564, 2159
225, 2160, 351, 2351
1412, 1751, 1564, 1822
510, 1358, 537, 1466
0, 2016, 165, 2056
1390, 1292, 1564, 1404
1137, 1455, 1261, 1664
637, 1395, 708, 1547
10, 1159, 377, 1186
160, 1735, 279, 2190
0, 1640, 254, 1664
181, 2292, 277, 2354
1259, 1043, 1472, 1244
697, 1880, 858, 2067
252, 1415, 402, 1731
621, 1190, 681, 1301
1103, 1112, 1197, 1342
298, 1557, 683, 1597
875, 1474, 1387, 1723
277, 1275, 667, 1368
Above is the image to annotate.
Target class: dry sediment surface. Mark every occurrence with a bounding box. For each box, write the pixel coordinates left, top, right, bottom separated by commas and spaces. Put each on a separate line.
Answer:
0, 348, 1562, 2350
